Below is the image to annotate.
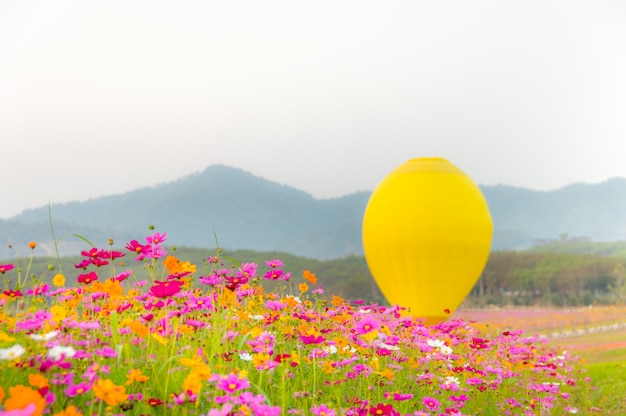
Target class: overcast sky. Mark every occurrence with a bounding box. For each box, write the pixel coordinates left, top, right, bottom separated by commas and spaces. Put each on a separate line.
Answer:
1, 0, 625, 219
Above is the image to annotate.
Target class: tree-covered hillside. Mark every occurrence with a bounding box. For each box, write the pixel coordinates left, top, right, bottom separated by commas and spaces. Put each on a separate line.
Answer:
4, 164, 626, 260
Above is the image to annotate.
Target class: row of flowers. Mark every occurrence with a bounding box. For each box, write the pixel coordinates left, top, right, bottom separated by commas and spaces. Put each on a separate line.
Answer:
1, 231, 592, 415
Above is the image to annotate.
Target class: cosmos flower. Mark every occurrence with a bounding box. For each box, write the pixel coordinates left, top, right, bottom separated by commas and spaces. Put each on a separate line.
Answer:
0, 344, 26, 361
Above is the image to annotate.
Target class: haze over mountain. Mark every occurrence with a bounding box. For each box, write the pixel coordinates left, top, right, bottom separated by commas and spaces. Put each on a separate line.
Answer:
2, 164, 626, 259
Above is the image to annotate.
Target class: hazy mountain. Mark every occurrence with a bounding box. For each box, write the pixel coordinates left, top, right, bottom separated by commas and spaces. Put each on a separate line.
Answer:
2, 165, 626, 259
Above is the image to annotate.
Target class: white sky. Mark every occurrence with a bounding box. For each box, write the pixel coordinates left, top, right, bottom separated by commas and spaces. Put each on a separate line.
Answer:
1, 0, 625, 219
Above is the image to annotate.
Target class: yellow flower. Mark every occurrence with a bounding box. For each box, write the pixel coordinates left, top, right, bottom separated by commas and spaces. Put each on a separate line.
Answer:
53, 405, 83, 416
125, 369, 149, 385
52, 274, 66, 287
151, 333, 168, 345
4, 385, 46, 416
177, 324, 195, 335
180, 355, 204, 369
298, 282, 309, 293
252, 352, 271, 368
50, 305, 66, 323
0, 331, 15, 342
93, 379, 127, 406
182, 373, 203, 394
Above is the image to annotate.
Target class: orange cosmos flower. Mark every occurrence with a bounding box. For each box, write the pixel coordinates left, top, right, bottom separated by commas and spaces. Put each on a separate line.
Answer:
302, 270, 317, 285
4, 385, 46, 416
53, 405, 83, 416
298, 282, 309, 293
125, 369, 149, 385
28, 373, 49, 389
28, 242, 37, 249
93, 378, 127, 406
331, 295, 344, 307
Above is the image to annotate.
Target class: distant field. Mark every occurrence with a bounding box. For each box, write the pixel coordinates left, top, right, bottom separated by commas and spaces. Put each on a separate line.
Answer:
452, 305, 626, 334
453, 305, 626, 413
452, 305, 626, 361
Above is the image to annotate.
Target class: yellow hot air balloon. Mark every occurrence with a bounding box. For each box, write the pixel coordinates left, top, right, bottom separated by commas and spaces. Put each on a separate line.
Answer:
362, 157, 493, 325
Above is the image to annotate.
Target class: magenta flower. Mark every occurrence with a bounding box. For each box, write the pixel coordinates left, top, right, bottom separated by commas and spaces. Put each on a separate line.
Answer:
64, 381, 92, 397
0, 263, 15, 273
422, 396, 441, 411
74, 259, 93, 269
215, 373, 251, 393
265, 259, 283, 268
26, 284, 50, 296
263, 269, 284, 280
207, 403, 234, 416
354, 315, 381, 334
146, 232, 167, 245
199, 274, 223, 285
125, 239, 152, 260
367, 403, 400, 415
94, 346, 117, 358
299, 334, 326, 345
149, 280, 183, 298
77, 271, 98, 285
250, 403, 281, 416
311, 404, 336, 416
393, 393, 414, 401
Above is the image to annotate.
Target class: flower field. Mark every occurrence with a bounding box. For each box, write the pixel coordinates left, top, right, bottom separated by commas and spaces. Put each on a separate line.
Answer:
0, 231, 601, 415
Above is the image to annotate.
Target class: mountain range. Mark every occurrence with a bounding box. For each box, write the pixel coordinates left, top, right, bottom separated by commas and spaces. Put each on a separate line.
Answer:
2, 164, 626, 259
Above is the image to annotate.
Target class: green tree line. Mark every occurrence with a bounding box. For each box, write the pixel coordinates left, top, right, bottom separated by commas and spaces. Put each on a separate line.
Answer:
2, 245, 625, 308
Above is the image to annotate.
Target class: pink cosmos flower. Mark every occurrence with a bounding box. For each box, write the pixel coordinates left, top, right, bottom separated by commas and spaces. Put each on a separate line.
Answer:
354, 315, 381, 334
263, 269, 284, 280
94, 346, 117, 358
150, 280, 183, 298
64, 381, 92, 397
311, 404, 336, 416
206, 403, 234, 416
422, 396, 441, 411
26, 284, 50, 296
146, 232, 167, 245
0, 263, 16, 273
265, 259, 283, 268
0, 403, 37, 416
125, 240, 152, 260
367, 403, 400, 416
215, 373, 251, 393
77, 271, 98, 285
299, 334, 326, 345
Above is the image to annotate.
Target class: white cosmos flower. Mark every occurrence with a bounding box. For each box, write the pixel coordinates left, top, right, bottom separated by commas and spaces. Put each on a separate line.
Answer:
0, 344, 26, 360
445, 376, 460, 386
48, 345, 76, 360
323, 345, 338, 354
29, 330, 60, 341
440, 345, 453, 355
239, 352, 253, 361
378, 342, 400, 351
426, 339, 446, 349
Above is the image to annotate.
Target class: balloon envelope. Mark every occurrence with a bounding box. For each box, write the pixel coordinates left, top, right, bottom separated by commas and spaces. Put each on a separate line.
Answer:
362, 157, 493, 324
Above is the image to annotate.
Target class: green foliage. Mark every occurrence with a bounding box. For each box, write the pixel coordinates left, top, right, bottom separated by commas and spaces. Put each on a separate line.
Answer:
583, 361, 626, 414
